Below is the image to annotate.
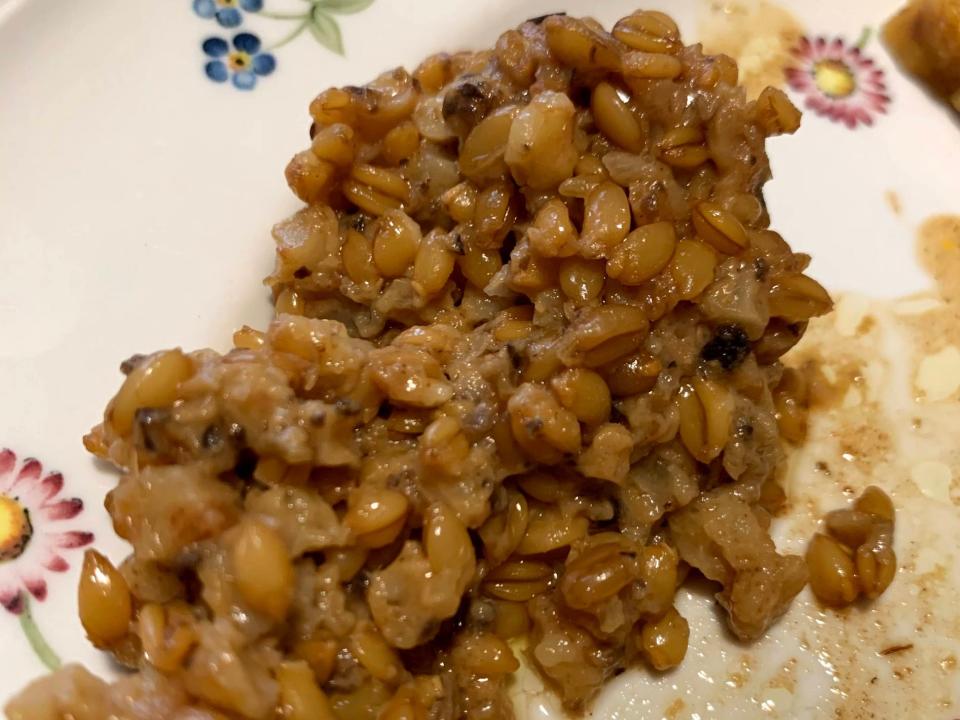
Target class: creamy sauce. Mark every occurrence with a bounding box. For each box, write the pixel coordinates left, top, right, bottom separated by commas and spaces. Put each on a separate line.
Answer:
515, 217, 960, 719
697, 0, 805, 98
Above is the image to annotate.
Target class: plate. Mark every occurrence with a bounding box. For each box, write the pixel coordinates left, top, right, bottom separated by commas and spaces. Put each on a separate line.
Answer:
1, 0, 959, 717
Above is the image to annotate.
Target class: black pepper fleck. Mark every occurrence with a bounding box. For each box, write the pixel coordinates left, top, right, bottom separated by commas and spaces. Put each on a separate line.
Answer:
527, 12, 564, 24
701, 324, 751, 370
234, 449, 257, 480
202, 424, 223, 450
120, 354, 147, 375
754, 257, 769, 280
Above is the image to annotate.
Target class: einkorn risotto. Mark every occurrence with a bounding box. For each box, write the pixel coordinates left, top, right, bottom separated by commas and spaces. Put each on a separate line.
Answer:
8, 9, 879, 720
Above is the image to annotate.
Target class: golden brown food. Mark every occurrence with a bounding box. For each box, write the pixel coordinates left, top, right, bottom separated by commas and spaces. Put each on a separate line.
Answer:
807, 486, 897, 607
884, 0, 960, 111
8, 9, 836, 720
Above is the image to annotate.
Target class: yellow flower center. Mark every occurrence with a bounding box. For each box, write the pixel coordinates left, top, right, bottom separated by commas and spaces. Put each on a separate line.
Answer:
813, 59, 856, 99
0, 495, 32, 562
228, 51, 252, 72
217, 0, 238, 7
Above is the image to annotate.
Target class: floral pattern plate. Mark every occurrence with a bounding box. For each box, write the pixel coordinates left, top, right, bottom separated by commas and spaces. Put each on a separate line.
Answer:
1, 0, 959, 717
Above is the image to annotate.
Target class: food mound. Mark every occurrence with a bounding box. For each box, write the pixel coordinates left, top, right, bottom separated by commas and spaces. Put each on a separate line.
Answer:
7, 10, 836, 720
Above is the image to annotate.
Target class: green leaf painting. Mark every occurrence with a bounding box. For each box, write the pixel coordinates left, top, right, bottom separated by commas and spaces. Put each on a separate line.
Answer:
264, 0, 373, 53
309, 7, 345, 55
317, 0, 376, 14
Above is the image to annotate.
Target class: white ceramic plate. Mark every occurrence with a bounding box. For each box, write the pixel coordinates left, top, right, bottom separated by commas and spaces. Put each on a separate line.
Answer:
1, 0, 959, 717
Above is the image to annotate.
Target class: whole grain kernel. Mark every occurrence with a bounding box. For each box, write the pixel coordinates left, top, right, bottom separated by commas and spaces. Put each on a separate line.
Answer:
441, 181, 478, 224
109, 349, 193, 435
516, 505, 589, 555
293, 631, 338, 684
138, 603, 196, 673
424, 503, 476, 613
670, 240, 717, 300
308, 86, 354, 126
678, 377, 733, 463
824, 509, 873, 548
459, 246, 502, 288
638, 544, 680, 617
564, 304, 649, 360
641, 607, 689, 670
505, 91, 579, 190
496, 29, 537, 86
275, 288, 304, 316
692, 201, 749, 254
479, 489, 529, 564
473, 181, 515, 247
455, 633, 520, 675
542, 15, 622, 71
558, 257, 606, 303
381, 121, 420, 165
232, 325, 265, 349
579, 181, 631, 256
310, 123, 355, 166
373, 209, 421, 277
413, 52, 450, 94
345, 179, 404, 216
276, 661, 336, 720
344, 487, 410, 548
351, 622, 404, 683
753, 86, 802, 136
232, 520, 295, 621
854, 486, 895, 523
342, 229, 381, 286
351, 165, 410, 203
286, 150, 336, 204
806, 533, 859, 607
591, 82, 645, 152
483, 559, 555, 601
550, 369, 612, 425
412, 229, 456, 297
607, 221, 677, 284
460, 109, 515, 184
768, 274, 833, 322
622, 51, 683, 79
78, 550, 133, 647
560, 541, 635, 608
603, 352, 662, 396
659, 126, 709, 169
419, 414, 470, 469
612, 11, 680, 54
493, 318, 533, 342
856, 526, 896, 599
